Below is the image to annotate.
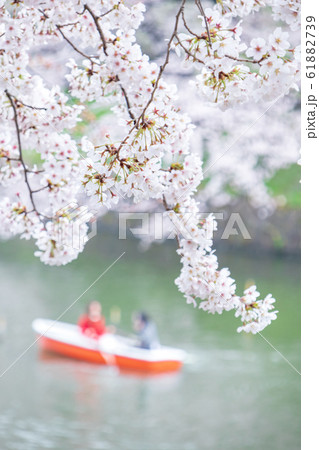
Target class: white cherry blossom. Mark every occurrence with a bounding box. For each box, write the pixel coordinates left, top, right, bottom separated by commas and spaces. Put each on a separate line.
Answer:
0, 0, 300, 333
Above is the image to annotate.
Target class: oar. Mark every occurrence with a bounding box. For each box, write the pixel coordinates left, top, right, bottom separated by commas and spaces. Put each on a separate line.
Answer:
96, 334, 117, 366
97, 330, 141, 367
112, 327, 137, 340
109, 305, 138, 341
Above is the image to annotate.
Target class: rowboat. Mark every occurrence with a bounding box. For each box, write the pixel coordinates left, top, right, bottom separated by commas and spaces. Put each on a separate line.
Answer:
32, 319, 186, 373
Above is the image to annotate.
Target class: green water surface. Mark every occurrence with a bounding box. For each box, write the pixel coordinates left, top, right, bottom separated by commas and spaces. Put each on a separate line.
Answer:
0, 233, 300, 450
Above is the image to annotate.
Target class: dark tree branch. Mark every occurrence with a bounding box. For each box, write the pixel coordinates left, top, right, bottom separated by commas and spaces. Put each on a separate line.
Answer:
5, 90, 38, 214
195, 0, 212, 48
11, 95, 48, 111
83, 4, 137, 124
83, 4, 108, 55
137, 0, 187, 126
119, 83, 136, 124
31, 184, 50, 194
98, 2, 121, 18
175, 34, 214, 69
182, 8, 199, 38
56, 24, 98, 61
225, 54, 264, 65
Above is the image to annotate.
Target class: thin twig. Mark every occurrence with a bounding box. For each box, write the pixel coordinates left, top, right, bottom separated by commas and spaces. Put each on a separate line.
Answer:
119, 83, 136, 124
98, 2, 121, 18
137, 0, 187, 126
225, 54, 264, 65
38, 9, 98, 61
56, 24, 98, 61
26, 168, 44, 174
83, 4, 136, 124
175, 35, 214, 69
182, 9, 199, 38
195, 0, 212, 48
12, 95, 47, 111
5, 91, 38, 214
83, 4, 108, 55
31, 184, 50, 194
57, 21, 79, 28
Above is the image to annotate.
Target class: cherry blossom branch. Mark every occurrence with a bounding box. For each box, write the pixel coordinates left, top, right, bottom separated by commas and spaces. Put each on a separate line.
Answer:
175, 34, 214, 68
83, 4, 108, 55
56, 21, 79, 28
137, 0, 186, 126
225, 54, 265, 65
176, 35, 264, 70
56, 24, 98, 61
81, 0, 196, 193
0, 0, 291, 327
26, 168, 44, 174
82, 4, 136, 123
181, 9, 198, 38
47, 6, 136, 128
98, 1, 121, 19
178, 6, 267, 67
5, 91, 38, 215
119, 85, 136, 124
0, 155, 20, 162
10, 95, 48, 111
31, 184, 50, 194
195, 0, 212, 48
38, 10, 99, 62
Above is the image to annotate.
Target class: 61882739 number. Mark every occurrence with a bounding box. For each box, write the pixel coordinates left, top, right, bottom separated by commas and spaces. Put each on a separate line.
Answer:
306, 16, 316, 79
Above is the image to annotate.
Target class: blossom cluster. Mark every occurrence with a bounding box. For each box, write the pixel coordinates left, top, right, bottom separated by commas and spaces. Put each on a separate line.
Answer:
0, 0, 90, 264
173, 197, 277, 333
216, 0, 300, 31
175, 3, 300, 109
0, 0, 299, 332
235, 286, 278, 334
134, 1, 300, 213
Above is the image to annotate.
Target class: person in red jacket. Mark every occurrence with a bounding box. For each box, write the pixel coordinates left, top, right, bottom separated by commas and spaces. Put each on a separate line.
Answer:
78, 301, 107, 339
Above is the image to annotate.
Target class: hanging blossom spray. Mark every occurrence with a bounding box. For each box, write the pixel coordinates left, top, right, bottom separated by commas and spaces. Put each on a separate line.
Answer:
0, 0, 300, 333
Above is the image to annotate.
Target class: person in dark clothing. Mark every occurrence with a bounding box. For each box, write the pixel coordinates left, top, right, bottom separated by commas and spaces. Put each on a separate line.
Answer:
132, 311, 160, 350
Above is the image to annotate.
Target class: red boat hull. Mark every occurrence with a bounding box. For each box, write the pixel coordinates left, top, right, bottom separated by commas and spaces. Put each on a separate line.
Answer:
38, 335, 183, 373
39, 335, 106, 365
